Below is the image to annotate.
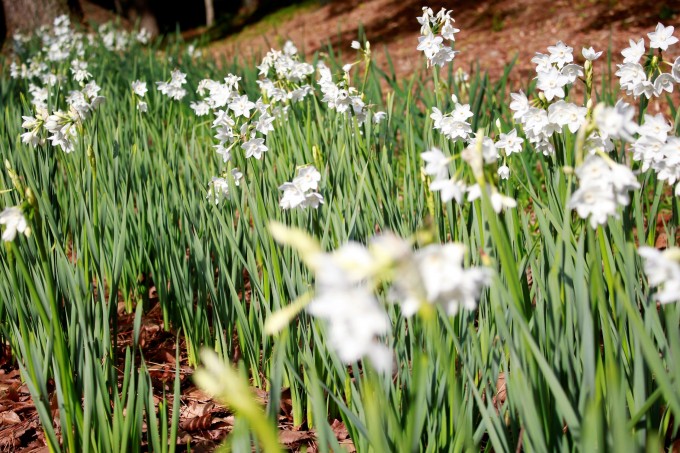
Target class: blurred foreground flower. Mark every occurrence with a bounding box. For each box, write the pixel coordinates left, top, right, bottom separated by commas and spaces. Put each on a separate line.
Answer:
195, 350, 283, 453
0, 206, 30, 242
638, 247, 680, 304
266, 222, 491, 373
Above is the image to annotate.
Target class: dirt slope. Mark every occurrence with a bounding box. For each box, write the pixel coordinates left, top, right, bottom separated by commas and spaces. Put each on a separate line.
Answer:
211, 0, 680, 79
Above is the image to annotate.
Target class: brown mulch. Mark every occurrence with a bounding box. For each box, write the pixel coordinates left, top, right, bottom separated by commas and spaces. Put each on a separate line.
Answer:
1, 287, 354, 452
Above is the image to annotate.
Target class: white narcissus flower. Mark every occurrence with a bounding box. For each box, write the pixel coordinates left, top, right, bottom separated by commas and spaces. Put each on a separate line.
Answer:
495, 129, 524, 155
568, 155, 639, 228
536, 67, 568, 101
548, 100, 587, 134
279, 165, 323, 210
560, 63, 584, 84
0, 207, 29, 242
429, 177, 466, 203
190, 101, 210, 116
637, 113, 672, 142
373, 111, 387, 124
206, 169, 242, 204
70, 59, 91, 82
417, 33, 444, 60
594, 101, 638, 141
279, 183, 306, 209
648, 23, 678, 51
638, 247, 680, 304
415, 243, 491, 316
131, 80, 147, 97
547, 41, 573, 68
672, 56, 680, 82
497, 164, 510, 180
292, 166, 321, 192
568, 181, 617, 228
416, 8, 459, 67
351, 40, 361, 50
653, 73, 674, 96
582, 46, 602, 61
509, 90, 530, 120
466, 184, 517, 213
269, 223, 491, 372
156, 69, 187, 100
283, 40, 297, 55
621, 38, 645, 64
421, 147, 450, 180
242, 138, 267, 159
228, 95, 255, 118
253, 112, 275, 135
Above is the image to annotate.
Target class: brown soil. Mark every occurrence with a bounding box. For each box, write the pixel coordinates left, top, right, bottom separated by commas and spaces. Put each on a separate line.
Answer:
211, 0, 680, 80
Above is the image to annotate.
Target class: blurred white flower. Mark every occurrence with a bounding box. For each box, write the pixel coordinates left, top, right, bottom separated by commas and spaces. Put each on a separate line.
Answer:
568, 155, 639, 228
466, 184, 517, 213
594, 101, 638, 141
131, 80, 147, 97
638, 247, 680, 304
156, 69, 187, 100
190, 101, 210, 116
206, 168, 242, 204
421, 147, 450, 180
582, 46, 602, 61
429, 177, 466, 203
0, 207, 29, 242
415, 243, 491, 315
497, 164, 510, 180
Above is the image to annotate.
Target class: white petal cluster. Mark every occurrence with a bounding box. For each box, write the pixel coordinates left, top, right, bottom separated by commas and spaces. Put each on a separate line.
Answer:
258, 42, 314, 83
616, 24, 680, 99
255, 41, 315, 109
416, 7, 460, 67
632, 113, 672, 171
317, 62, 369, 124
271, 225, 491, 373
466, 184, 517, 213
568, 155, 640, 228
581, 47, 602, 61
21, 82, 105, 153
206, 168, 243, 204
430, 104, 473, 141
421, 147, 464, 203
156, 69, 187, 101
532, 42, 583, 102
511, 93, 588, 155
127, 80, 148, 112
593, 100, 638, 142
638, 247, 680, 304
195, 76, 274, 165
279, 166, 324, 210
